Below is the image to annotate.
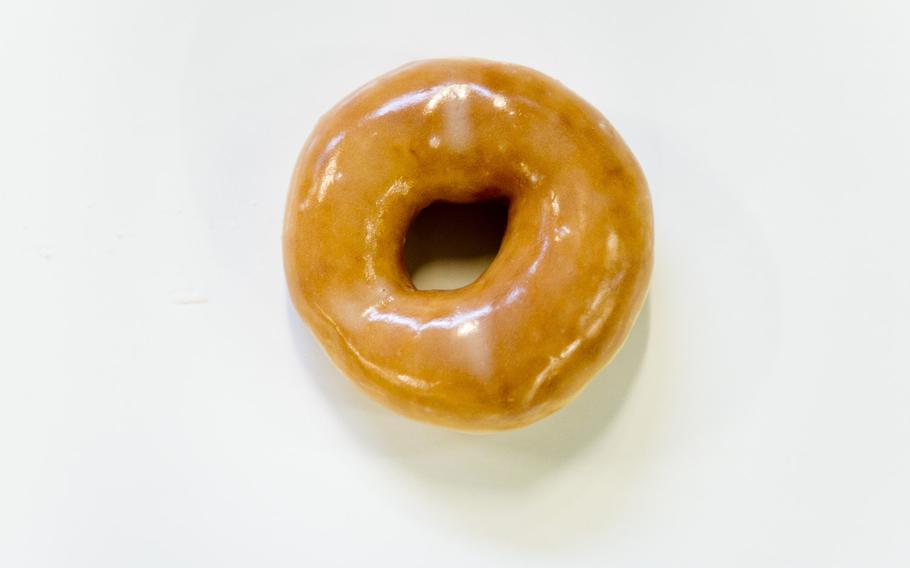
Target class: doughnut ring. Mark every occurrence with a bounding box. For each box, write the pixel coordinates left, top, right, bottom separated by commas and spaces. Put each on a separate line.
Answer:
284, 59, 653, 431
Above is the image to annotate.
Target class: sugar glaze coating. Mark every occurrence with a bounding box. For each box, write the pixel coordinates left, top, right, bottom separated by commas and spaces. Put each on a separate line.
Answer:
284, 59, 653, 431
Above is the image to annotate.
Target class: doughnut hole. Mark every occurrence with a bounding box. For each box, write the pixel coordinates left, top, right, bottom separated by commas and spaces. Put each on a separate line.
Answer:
403, 197, 510, 291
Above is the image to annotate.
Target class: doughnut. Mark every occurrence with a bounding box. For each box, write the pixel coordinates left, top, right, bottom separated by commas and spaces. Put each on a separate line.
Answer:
284, 59, 653, 431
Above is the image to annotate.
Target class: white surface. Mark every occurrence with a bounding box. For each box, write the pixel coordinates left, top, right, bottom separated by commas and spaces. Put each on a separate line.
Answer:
2, 1, 909, 566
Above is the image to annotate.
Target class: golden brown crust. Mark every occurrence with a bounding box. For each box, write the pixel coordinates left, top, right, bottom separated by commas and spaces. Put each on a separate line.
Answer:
284, 59, 653, 431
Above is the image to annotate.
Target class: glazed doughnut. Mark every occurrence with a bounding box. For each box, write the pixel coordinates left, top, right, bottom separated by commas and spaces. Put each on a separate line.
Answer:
284, 59, 652, 431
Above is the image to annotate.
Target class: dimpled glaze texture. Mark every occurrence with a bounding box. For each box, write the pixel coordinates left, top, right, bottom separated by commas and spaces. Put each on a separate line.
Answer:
284, 59, 653, 431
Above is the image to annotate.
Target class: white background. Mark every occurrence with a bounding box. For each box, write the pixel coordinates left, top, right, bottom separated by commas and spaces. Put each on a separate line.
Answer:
2, 1, 909, 566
